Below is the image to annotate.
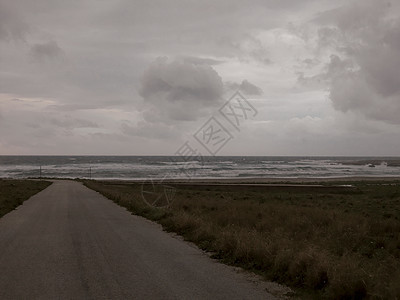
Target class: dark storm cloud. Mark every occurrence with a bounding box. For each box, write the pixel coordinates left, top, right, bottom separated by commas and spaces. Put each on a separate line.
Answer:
30, 41, 63, 62
30, 41, 63, 61
0, 2, 28, 41
311, 0, 400, 124
138, 57, 224, 122
225, 80, 263, 95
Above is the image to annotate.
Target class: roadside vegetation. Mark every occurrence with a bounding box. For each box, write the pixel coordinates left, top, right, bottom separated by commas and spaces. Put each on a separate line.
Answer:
83, 180, 400, 299
0, 179, 51, 218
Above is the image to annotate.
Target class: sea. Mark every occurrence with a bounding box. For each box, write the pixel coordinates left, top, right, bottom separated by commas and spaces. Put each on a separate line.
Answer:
0, 156, 400, 180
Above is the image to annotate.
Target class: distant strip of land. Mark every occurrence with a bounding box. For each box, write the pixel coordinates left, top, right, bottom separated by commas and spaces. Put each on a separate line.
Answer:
102, 176, 400, 184
84, 177, 400, 299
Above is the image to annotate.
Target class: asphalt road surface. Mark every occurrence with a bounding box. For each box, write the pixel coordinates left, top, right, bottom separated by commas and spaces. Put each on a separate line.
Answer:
0, 180, 276, 299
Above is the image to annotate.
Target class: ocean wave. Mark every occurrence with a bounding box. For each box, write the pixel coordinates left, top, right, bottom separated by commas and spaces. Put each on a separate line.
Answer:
1, 156, 400, 179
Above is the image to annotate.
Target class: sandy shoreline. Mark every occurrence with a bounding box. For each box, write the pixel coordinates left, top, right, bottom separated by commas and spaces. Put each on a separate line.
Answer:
3, 175, 399, 185
96, 176, 400, 185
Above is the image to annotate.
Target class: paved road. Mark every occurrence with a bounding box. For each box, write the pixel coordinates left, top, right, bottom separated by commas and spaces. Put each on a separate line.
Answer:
0, 180, 275, 299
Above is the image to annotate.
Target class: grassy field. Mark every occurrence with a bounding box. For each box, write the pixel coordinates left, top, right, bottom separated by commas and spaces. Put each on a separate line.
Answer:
0, 179, 52, 218
83, 179, 400, 299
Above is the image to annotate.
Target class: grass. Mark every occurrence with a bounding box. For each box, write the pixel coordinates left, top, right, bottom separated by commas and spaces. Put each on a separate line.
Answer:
0, 179, 52, 218
83, 179, 400, 299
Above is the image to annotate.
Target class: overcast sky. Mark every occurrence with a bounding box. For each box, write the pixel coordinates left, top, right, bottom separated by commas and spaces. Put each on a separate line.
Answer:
1, 0, 400, 155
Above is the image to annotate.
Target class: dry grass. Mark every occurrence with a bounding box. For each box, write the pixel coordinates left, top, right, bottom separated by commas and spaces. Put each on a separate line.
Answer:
0, 179, 51, 218
83, 180, 400, 299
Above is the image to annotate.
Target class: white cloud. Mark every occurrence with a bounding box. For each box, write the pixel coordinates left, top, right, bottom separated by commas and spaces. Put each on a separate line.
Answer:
310, 0, 400, 124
